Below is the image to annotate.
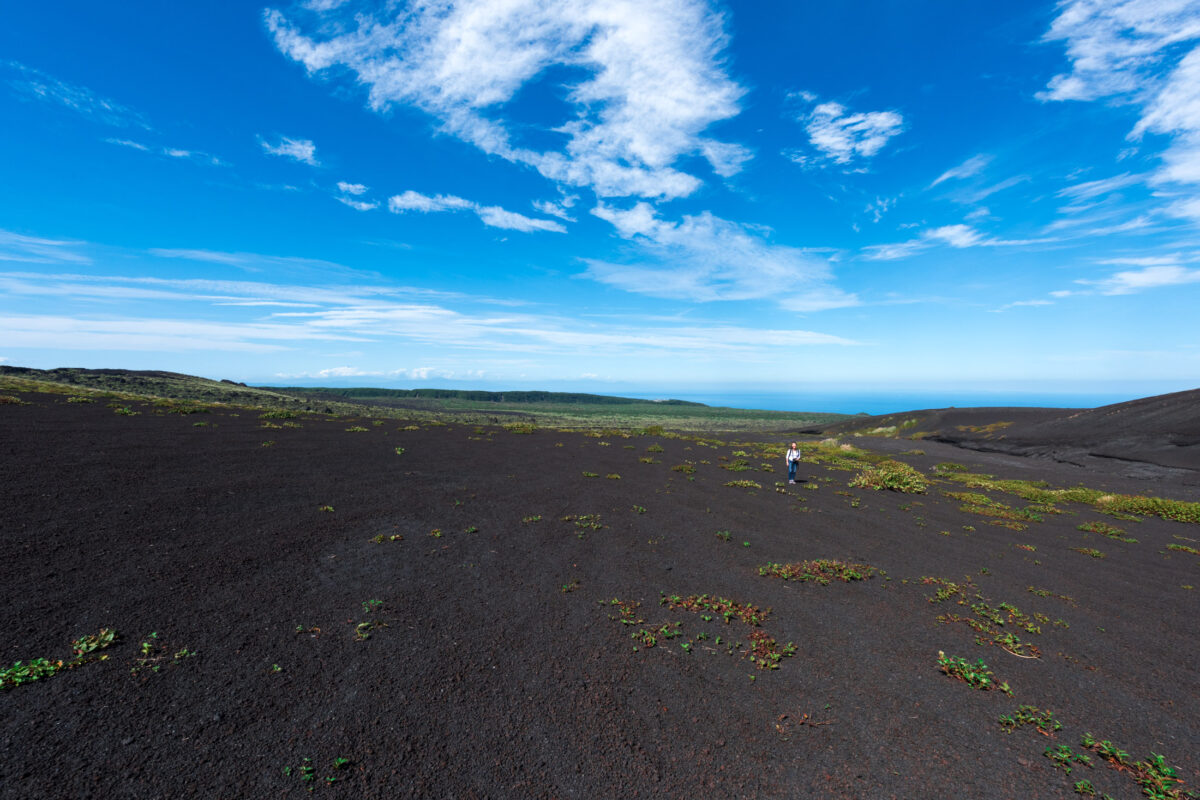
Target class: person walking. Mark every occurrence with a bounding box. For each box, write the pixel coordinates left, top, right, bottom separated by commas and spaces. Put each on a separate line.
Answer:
785, 441, 802, 484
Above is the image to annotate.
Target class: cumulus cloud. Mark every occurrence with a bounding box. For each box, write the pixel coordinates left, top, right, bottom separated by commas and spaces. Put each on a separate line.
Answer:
258, 135, 319, 166
786, 95, 904, 168
586, 202, 857, 311
388, 190, 565, 233
337, 181, 367, 195
1040, 0, 1200, 222
264, 0, 747, 199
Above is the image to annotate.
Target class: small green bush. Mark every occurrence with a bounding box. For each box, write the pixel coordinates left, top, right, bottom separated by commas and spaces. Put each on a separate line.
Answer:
849, 460, 927, 493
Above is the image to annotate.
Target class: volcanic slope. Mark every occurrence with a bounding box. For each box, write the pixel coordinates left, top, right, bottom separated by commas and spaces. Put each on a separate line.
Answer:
807, 388, 1200, 482
1, 390, 1198, 799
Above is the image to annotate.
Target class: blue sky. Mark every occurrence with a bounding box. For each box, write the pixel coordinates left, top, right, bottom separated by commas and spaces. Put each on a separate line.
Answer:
2, 0, 1199, 403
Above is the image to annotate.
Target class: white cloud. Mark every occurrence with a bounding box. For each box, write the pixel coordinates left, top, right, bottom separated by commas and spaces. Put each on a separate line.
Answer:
1038, 0, 1200, 103
931, 154, 992, 186
147, 248, 377, 279
336, 196, 379, 212
387, 191, 473, 214
1040, 1, 1200, 222
861, 223, 1053, 260
586, 202, 857, 310
0, 229, 91, 264
387, 190, 565, 233
264, 0, 747, 199
1080, 264, 1200, 294
989, 299, 1054, 312
2, 269, 859, 366
532, 199, 577, 221
787, 97, 904, 168
0, 314, 363, 353
474, 205, 565, 234
4, 61, 151, 129
1057, 172, 1144, 200
865, 197, 896, 223
337, 181, 368, 195
258, 135, 319, 166
924, 224, 984, 248
105, 137, 224, 166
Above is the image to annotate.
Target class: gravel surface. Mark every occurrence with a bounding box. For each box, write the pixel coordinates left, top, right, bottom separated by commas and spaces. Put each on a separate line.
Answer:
1, 392, 1197, 799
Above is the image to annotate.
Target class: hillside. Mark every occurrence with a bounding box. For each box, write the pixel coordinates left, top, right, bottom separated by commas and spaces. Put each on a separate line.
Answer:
805, 388, 1200, 478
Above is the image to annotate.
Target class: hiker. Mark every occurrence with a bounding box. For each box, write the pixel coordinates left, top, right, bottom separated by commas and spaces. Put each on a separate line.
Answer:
785, 441, 802, 484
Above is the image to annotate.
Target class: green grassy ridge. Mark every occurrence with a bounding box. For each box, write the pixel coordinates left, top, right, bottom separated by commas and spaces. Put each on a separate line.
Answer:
267, 386, 707, 406
0, 366, 849, 432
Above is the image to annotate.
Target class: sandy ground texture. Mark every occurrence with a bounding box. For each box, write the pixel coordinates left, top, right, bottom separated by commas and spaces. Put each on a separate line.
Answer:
1, 391, 1198, 799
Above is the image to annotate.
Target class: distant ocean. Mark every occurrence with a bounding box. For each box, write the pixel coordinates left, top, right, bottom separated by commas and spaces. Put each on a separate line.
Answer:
622, 391, 1146, 416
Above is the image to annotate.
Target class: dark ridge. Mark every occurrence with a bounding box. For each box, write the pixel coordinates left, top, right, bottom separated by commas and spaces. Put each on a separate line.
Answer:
802, 387, 1200, 475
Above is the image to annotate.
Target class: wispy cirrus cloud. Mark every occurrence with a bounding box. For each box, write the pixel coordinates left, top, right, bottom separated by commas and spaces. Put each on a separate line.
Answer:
0, 270, 859, 361
586, 202, 857, 311
105, 138, 225, 166
387, 190, 565, 233
147, 248, 379, 279
861, 223, 1053, 260
264, 0, 747, 200
258, 135, 319, 166
3, 61, 150, 129
1084, 264, 1200, 294
931, 154, 992, 187
785, 93, 904, 169
0, 229, 91, 265
1040, 0, 1200, 222
989, 299, 1054, 313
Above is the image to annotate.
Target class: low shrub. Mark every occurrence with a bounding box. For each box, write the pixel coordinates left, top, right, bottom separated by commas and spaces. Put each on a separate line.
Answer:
850, 460, 927, 493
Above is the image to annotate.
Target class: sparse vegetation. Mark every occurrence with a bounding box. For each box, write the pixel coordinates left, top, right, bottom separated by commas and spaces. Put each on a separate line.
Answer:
758, 559, 878, 584
1, 629, 118, 690
937, 650, 1012, 694
1077, 521, 1137, 543
849, 460, 928, 493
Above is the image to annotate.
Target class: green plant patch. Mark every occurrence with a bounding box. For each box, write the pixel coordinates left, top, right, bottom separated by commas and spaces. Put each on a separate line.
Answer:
1080, 733, 1197, 800
1071, 547, 1106, 559
1077, 521, 1138, 543
1045, 744, 1092, 775
561, 513, 603, 533
758, 559, 878, 584
999, 705, 1063, 736
937, 650, 1012, 694
1167, 543, 1199, 556
849, 460, 928, 493
131, 631, 197, 678
724, 479, 762, 490
922, 576, 1044, 657
1028, 586, 1076, 605
1, 628, 118, 690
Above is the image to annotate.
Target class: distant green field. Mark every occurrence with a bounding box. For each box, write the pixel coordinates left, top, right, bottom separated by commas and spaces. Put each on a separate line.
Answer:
0, 366, 848, 432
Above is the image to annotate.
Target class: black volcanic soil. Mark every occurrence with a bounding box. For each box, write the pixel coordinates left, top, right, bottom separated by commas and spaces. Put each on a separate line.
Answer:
809, 389, 1200, 486
1, 393, 1198, 799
